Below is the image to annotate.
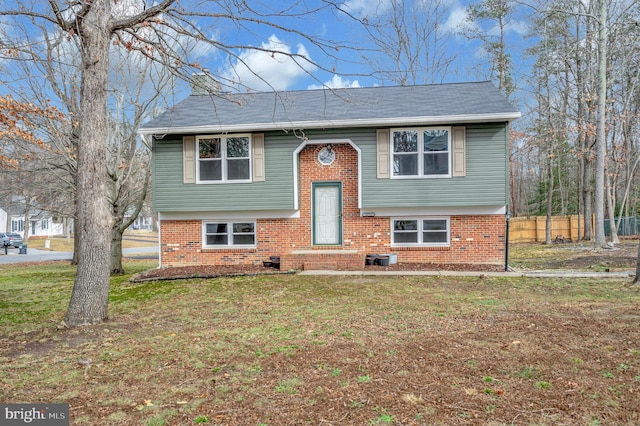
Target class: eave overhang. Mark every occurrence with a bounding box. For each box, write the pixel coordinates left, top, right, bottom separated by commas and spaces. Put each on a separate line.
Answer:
138, 112, 522, 136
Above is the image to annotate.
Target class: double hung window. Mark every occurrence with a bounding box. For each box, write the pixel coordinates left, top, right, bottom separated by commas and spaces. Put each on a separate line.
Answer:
392, 218, 449, 246
11, 219, 24, 233
203, 221, 256, 247
197, 135, 251, 182
392, 127, 450, 177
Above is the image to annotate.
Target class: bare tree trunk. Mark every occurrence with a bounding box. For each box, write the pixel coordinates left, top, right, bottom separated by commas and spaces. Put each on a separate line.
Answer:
576, 16, 584, 242
109, 156, 151, 274
71, 215, 79, 265
634, 241, 640, 285
593, 0, 607, 247
546, 145, 554, 245
64, 217, 71, 243
64, 0, 112, 326
22, 210, 29, 243
583, 152, 593, 240
111, 228, 125, 275
582, 3, 596, 242
4, 198, 10, 232
605, 170, 619, 244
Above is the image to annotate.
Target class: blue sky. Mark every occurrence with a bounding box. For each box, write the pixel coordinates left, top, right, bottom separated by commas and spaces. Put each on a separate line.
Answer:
0, 0, 535, 104
168, 0, 534, 95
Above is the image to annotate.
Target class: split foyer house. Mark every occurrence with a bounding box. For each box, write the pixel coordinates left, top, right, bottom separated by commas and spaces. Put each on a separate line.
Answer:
139, 81, 520, 270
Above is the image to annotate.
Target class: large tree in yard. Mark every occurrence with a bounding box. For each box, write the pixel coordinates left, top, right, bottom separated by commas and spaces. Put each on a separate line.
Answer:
1, 0, 357, 326
4, 21, 166, 273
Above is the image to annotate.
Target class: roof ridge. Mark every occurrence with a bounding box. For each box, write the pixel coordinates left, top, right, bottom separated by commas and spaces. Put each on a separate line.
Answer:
190, 80, 496, 97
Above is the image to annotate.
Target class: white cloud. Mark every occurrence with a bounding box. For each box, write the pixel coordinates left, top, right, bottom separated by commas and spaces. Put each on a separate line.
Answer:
339, 0, 392, 19
442, 7, 473, 35
504, 21, 530, 37
443, 5, 529, 38
307, 75, 361, 90
222, 35, 317, 92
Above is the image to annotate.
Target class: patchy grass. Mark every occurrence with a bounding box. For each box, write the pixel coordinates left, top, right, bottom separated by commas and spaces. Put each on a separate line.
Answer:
0, 261, 156, 334
1, 265, 640, 424
509, 240, 638, 271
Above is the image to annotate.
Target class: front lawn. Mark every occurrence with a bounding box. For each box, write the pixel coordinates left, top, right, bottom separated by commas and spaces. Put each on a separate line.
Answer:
1, 261, 639, 425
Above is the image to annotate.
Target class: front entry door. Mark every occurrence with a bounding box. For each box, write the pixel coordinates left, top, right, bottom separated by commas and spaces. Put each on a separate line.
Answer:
313, 182, 342, 245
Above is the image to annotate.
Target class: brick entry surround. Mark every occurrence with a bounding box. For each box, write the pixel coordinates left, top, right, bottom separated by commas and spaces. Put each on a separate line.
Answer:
160, 143, 506, 269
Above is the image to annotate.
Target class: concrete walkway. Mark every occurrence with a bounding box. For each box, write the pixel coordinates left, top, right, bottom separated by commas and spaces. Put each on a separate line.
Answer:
299, 269, 636, 279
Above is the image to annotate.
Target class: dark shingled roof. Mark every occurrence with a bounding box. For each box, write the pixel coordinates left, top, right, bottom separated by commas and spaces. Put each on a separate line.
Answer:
139, 81, 520, 135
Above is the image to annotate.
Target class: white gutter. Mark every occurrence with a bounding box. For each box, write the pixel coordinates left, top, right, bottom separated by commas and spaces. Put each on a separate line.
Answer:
138, 112, 522, 136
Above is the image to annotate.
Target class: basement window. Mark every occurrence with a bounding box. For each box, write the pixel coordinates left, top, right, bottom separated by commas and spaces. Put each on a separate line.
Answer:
391, 217, 449, 246
203, 221, 256, 247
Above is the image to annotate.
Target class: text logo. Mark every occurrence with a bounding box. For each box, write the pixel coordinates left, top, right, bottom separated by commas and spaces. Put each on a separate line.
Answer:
1, 404, 69, 425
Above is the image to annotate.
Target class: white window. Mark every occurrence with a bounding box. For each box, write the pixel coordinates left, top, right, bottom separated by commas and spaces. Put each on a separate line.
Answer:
391, 218, 450, 246
11, 219, 24, 233
392, 127, 451, 178
197, 134, 251, 183
203, 221, 256, 247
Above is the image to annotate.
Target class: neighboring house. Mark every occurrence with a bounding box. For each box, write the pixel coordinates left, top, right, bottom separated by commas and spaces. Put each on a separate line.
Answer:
0, 203, 65, 238
127, 215, 152, 231
139, 81, 520, 270
0, 207, 6, 234
125, 213, 156, 231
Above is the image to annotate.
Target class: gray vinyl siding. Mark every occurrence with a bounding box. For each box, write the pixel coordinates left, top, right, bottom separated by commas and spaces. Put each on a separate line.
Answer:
361, 123, 508, 208
152, 123, 508, 212
152, 132, 296, 212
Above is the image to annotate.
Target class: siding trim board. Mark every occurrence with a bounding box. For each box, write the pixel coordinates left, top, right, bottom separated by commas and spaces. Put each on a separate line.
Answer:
158, 207, 504, 221
363, 206, 506, 217
159, 210, 301, 221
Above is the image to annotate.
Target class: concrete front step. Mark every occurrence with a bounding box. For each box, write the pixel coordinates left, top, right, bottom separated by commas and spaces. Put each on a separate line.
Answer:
303, 261, 338, 271
282, 249, 365, 271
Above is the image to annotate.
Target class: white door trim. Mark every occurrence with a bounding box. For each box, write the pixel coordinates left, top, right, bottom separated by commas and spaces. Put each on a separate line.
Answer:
313, 182, 342, 245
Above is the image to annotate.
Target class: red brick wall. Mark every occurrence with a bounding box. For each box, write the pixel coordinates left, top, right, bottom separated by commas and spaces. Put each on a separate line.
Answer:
160, 143, 506, 267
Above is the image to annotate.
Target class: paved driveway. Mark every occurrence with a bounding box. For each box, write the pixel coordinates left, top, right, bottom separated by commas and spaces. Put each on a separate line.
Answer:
0, 247, 158, 264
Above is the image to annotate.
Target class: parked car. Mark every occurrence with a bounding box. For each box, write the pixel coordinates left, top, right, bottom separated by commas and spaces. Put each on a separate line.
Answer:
0, 233, 23, 248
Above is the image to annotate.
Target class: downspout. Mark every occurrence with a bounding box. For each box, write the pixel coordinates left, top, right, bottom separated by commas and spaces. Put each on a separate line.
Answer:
505, 120, 512, 272
505, 209, 511, 272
